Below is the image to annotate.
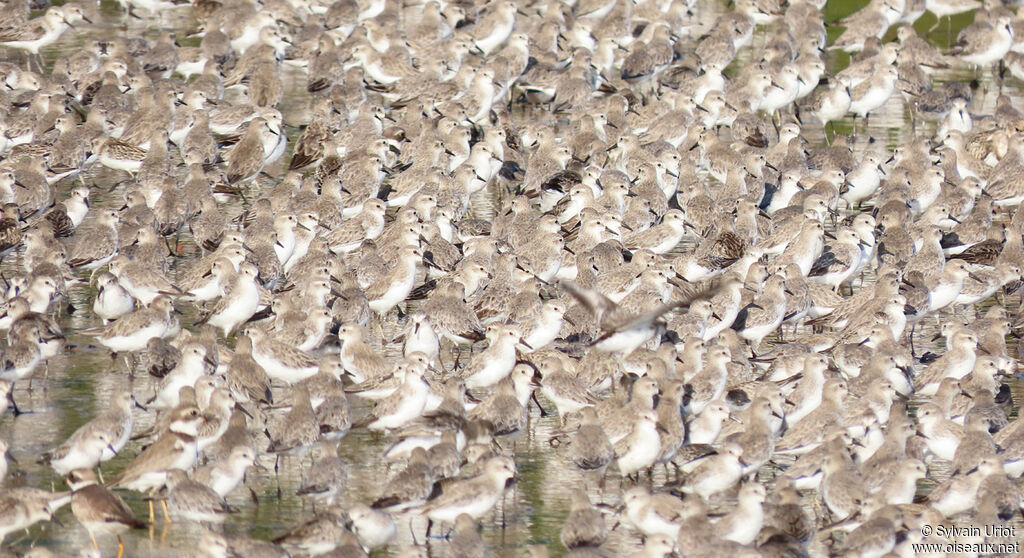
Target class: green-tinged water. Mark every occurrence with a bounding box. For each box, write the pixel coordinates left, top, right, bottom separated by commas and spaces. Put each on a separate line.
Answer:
1, 0, 1023, 556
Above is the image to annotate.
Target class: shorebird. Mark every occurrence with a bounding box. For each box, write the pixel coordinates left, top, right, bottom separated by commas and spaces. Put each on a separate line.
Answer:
917, 403, 964, 460
732, 274, 787, 350
460, 324, 524, 389
194, 445, 256, 498
628, 534, 676, 558
927, 457, 1001, 517
809, 228, 866, 290
353, 361, 430, 430
686, 345, 731, 415
0, 488, 67, 544
561, 489, 607, 550
108, 405, 204, 522
420, 280, 486, 348
713, 482, 766, 545
466, 364, 537, 436
161, 469, 235, 523
926, 0, 980, 18
446, 514, 487, 558
347, 504, 398, 551
613, 408, 662, 478
951, 15, 1014, 68
93, 273, 135, 324
0, 5, 88, 57
914, 328, 979, 395
419, 456, 516, 529
295, 454, 347, 509
621, 486, 684, 539
150, 344, 212, 410
42, 429, 117, 477
266, 384, 320, 459
536, 358, 596, 422
371, 447, 435, 512
776, 379, 848, 455
464, 1, 518, 56
225, 118, 270, 185
46, 390, 135, 478
66, 209, 119, 271
622, 210, 688, 254
568, 406, 614, 475
336, 324, 388, 383
88, 296, 177, 354
246, 327, 319, 385
677, 443, 744, 500
199, 263, 261, 336
272, 510, 348, 555
561, 279, 720, 355
365, 246, 425, 315
66, 468, 145, 557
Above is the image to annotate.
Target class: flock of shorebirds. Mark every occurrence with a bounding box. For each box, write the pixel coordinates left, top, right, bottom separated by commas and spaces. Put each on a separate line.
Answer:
2, 0, 1024, 556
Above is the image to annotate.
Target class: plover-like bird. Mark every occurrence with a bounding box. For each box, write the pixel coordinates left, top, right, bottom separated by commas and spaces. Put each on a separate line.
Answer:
66, 468, 145, 556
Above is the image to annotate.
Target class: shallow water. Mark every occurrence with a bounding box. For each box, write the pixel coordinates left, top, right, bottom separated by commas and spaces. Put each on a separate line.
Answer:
1, 0, 1024, 556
